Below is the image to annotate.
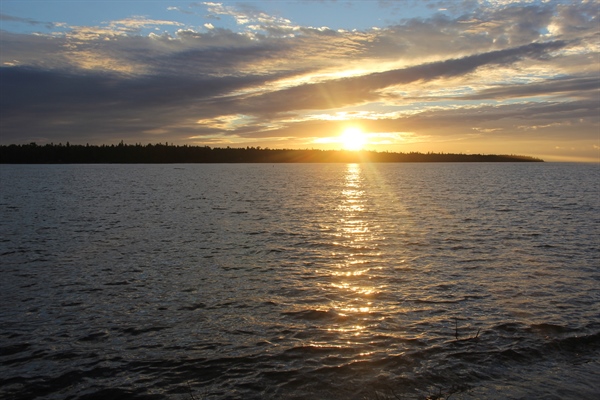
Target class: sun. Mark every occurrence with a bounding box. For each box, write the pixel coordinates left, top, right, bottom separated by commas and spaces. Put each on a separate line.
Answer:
340, 127, 367, 151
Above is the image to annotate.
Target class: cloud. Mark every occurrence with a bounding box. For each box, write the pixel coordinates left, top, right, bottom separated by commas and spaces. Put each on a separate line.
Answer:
1, 37, 590, 146
201, 1, 293, 29
227, 40, 571, 115
0, 13, 58, 30
460, 75, 600, 100
167, 6, 195, 15
105, 16, 184, 33
0, 0, 598, 158
62, 16, 185, 42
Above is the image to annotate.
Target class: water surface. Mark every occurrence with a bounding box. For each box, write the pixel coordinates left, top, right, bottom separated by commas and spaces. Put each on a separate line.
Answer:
1, 163, 599, 399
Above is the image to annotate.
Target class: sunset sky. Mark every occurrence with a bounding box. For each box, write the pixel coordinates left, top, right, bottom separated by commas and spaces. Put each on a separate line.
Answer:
1, 0, 598, 161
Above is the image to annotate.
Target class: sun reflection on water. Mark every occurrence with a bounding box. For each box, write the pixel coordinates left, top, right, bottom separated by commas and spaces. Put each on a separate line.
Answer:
325, 163, 383, 332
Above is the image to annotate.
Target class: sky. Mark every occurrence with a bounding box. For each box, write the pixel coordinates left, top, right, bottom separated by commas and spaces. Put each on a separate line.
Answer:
0, 0, 598, 161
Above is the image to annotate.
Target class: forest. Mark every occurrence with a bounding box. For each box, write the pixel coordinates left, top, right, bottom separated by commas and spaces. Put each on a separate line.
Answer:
0, 142, 544, 163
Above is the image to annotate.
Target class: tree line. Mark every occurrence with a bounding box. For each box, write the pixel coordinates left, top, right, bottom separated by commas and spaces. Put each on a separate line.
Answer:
0, 142, 544, 163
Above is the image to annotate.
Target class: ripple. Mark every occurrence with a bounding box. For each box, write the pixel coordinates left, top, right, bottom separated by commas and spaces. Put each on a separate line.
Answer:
1, 163, 598, 399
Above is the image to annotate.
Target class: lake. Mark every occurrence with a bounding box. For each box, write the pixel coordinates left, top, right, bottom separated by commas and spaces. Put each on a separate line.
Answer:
1, 163, 599, 399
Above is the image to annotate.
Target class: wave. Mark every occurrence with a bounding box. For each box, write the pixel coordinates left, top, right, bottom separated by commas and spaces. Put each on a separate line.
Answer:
2, 322, 598, 399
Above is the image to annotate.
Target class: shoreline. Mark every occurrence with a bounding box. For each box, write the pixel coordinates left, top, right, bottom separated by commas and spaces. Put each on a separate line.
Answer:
0, 143, 543, 163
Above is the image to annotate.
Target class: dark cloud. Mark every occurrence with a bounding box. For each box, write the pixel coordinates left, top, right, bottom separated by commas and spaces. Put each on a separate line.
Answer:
0, 13, 57, 29
232, 40, 571, 114
408, 99, 600, 130
461, 75, 600, 100
0, 66, 283, 143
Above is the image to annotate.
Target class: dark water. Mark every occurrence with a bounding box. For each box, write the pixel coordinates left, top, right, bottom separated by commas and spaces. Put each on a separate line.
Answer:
1, 163, 599, 399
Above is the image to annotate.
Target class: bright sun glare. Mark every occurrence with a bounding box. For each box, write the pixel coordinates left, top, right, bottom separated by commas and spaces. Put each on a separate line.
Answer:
340, 127, 367, 151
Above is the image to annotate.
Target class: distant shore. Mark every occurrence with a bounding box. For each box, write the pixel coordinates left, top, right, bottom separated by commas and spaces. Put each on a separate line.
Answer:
0, 143, 544, 163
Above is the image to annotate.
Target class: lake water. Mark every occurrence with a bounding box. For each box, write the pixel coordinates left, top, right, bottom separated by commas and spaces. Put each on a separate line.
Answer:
1, 163, 599, 399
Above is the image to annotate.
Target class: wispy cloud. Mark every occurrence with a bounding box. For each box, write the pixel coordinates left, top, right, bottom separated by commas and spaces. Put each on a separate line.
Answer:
0, 13, 59, 30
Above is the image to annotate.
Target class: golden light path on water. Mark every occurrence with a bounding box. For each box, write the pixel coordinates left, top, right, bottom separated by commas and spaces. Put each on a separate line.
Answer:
323, 164, 383, 345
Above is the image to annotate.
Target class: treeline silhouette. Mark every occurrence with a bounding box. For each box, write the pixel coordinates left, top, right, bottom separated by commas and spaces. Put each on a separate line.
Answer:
0, 142, 544, 163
